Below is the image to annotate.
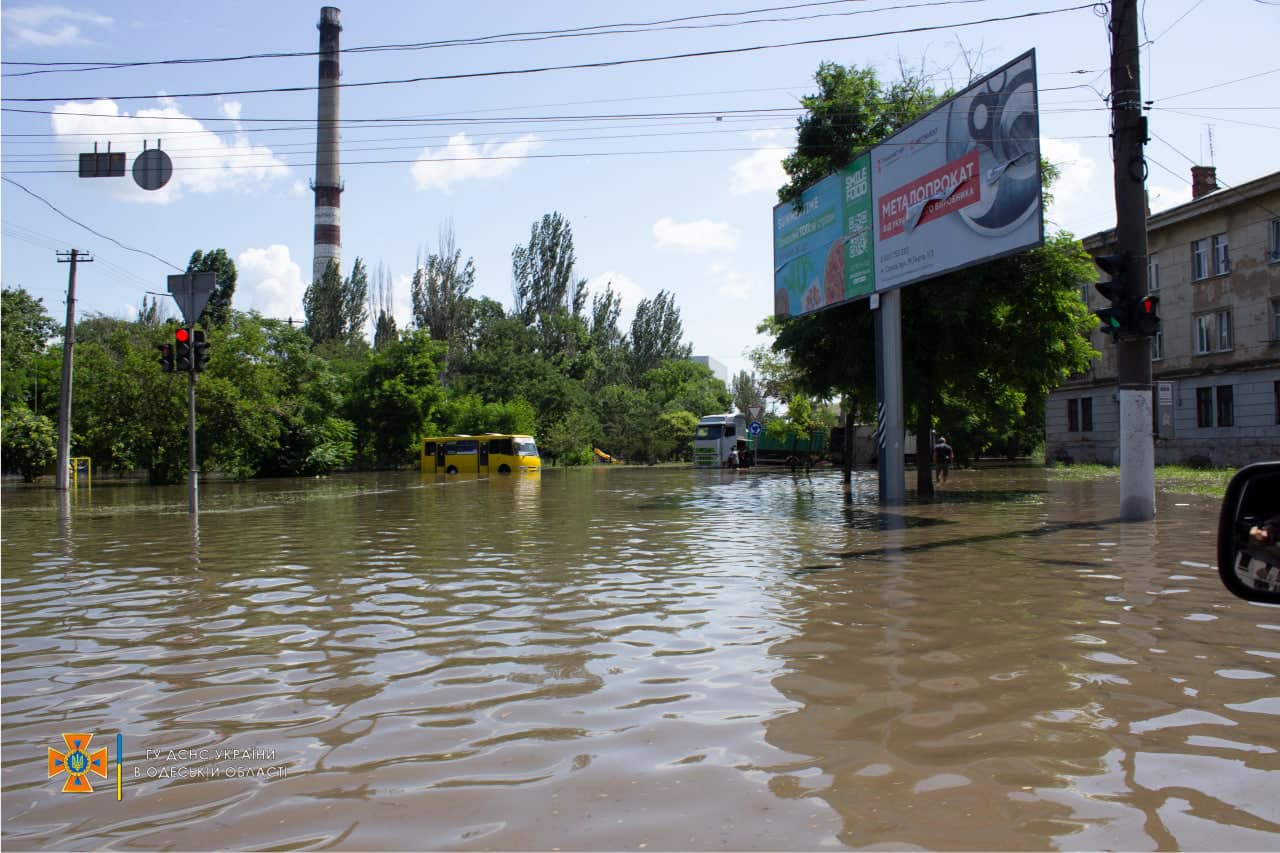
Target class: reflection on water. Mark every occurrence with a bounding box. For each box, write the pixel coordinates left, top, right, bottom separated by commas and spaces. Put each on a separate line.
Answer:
2, 467, 1277, 850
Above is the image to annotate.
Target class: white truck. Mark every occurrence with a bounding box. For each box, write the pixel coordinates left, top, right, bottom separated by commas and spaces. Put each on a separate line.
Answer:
692, 412, 747, 468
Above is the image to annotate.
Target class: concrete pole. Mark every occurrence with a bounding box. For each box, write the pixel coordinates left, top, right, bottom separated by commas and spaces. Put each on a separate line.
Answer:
1110, 0, 1155, 520
874, 290, 906, 506
312, 6, 343, 284
55, 249, 91, 491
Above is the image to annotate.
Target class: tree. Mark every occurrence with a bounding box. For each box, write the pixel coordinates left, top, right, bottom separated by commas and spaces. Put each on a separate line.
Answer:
348, 329, 445, 467
187, 249, 237, 328
304, 258, 369, 346
511, 212, 588, 351
731, 370, 762, 417
412, 222, 475, 378
627, 290, 691, 380
1, 404, 57, 482
1, 287, 58, 410
370, 261, 397, 351
774, 62, 1097, 495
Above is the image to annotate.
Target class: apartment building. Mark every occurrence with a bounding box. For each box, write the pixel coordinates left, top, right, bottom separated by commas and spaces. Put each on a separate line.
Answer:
1046, 167, 1280, 468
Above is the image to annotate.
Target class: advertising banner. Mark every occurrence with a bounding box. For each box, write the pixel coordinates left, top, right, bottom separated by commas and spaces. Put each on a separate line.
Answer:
772, 155, 875, 318
872, 49, 1042, 291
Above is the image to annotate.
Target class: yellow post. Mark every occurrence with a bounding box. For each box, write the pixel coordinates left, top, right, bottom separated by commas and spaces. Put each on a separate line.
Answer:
70, 457, 91, 488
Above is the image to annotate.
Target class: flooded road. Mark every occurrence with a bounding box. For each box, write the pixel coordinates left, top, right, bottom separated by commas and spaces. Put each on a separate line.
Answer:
2, 466, 1277, 850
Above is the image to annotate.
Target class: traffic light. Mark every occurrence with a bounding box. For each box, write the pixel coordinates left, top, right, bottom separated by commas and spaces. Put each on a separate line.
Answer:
1133, 293, 1160, 337
174, 327, 193, 371
192, 328, 210, 372
157, 343, 174, 373
1093, 253, 1129, 338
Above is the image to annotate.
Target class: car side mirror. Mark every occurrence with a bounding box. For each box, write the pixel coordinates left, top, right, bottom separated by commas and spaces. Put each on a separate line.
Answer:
1217, 461, 1280, 603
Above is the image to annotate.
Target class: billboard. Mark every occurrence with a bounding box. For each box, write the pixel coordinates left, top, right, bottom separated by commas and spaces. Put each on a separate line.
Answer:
772, 155, 875, 317
872, 49, 1042, 291
772, 49, 1042, 318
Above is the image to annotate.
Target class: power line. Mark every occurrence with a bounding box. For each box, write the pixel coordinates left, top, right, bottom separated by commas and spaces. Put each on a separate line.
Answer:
0, 0, 995, 77
0, 4, 1098, 104
1, 176, 183, 270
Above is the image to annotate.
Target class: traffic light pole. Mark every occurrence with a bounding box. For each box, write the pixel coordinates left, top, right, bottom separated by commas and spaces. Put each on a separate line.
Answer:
1109, 0, 1155, 521
188, 370, 198, 515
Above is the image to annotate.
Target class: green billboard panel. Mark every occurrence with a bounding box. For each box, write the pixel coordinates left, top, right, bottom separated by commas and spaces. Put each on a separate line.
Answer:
772, 157, 876, 319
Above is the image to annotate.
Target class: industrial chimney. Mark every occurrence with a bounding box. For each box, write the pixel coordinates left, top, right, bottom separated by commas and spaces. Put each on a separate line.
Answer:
312, 7, 342, 284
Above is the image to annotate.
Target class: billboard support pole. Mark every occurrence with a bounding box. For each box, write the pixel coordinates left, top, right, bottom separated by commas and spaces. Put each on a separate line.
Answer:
1110, 0, 1154, 521
874, 290, 905, 506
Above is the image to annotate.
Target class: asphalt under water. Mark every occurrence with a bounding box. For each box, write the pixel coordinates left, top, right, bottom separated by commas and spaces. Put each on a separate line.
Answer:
2, 466, 1277, 850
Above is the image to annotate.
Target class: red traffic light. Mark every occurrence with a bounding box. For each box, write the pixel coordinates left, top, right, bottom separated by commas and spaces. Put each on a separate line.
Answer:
175, 327, 191, 343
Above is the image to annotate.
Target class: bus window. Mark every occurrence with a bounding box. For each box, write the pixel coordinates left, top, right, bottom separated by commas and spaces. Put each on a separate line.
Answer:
695, 425, 723, 440
490, 437, 513, 455
514, 438, 539, 457
455, 440, 479, 454
423, 441, 437, 456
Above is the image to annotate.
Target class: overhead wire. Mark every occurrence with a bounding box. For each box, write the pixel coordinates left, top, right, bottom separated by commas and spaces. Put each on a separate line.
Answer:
0, 0, 1005, 77
1, 4, 1100, 104
1, 176, 183, 270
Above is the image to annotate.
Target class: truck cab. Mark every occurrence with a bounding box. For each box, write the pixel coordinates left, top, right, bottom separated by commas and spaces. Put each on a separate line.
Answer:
693, 412, 747, 468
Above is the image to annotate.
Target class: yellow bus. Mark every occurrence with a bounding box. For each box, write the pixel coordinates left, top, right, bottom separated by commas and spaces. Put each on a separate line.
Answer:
421, 434, 541, 475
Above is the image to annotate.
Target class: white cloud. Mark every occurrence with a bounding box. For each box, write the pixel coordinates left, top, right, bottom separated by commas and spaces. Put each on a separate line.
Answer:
1146, 182, 1193, 215
586, 272, 645, 326
221, 100, 243, 123
730, 130, 790, 196
2, 5, 112, 46
238, 245, 305, 321
411, 132, 542, 192
709, 262, 752, 300
1040, 137, 1111, 236
652, 217, 740, 253
51, 99, 290, 204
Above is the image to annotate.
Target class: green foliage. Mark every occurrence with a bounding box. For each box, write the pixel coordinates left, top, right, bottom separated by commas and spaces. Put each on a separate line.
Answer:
304, 258, 370, 346
435, 394, 537, 437
540, 407, 602, 466
1, 404, 57, 482
655, 409, 700, 462
412, 223, 475, 378
2, 287, 58, 409
628, 290, 692, 380
187, 248, 237, 328
349, 329, 445, 467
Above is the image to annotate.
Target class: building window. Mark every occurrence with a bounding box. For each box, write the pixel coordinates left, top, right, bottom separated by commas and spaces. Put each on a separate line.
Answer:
1147, 253, 1159, 291
1151, 329, 1164, 361
1079, 283, 1090, 305
1212, 233, 1230, 275
1275, 381, 1280, 425
1272, 298, 1280, 341
1066, 398, 1092, 433
1270, 219, 1280, 262
1191, 238, 1209, 280
1216, 386, 1234, 428
1196, 387, 1213, 427
1195, 310, 1233, 354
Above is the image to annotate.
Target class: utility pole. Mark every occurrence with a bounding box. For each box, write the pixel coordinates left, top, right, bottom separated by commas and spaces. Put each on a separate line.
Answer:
1109, 0, 1155, 520
55, 250, 92, 491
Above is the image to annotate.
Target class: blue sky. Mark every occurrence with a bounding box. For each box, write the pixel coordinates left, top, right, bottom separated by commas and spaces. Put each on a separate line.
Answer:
3, 0, 1277, 381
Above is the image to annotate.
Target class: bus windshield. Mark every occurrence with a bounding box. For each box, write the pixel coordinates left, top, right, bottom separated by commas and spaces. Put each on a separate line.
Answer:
695, 425, 723, 440
514, 438, 539, 457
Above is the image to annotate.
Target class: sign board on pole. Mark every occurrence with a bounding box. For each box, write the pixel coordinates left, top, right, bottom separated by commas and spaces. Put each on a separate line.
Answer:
772, 155, 875, 318
133, 147, 173, 191
872, 50, 1042, 292
167, 272, 216, 326
771, 49, 1042, 317
748, 405, 762, 420
749, 421, 763, 436
78, 151, 125, 178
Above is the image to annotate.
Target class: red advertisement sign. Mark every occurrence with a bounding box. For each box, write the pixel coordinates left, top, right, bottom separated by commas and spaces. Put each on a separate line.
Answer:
878, 149, 981, 239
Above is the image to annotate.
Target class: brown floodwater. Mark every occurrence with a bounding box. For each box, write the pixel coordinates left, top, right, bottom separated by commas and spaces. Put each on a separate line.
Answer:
2, 466, 1277, 850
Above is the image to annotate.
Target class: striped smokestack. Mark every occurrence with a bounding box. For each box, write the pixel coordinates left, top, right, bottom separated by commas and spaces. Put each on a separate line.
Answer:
312, 6, 342, 283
